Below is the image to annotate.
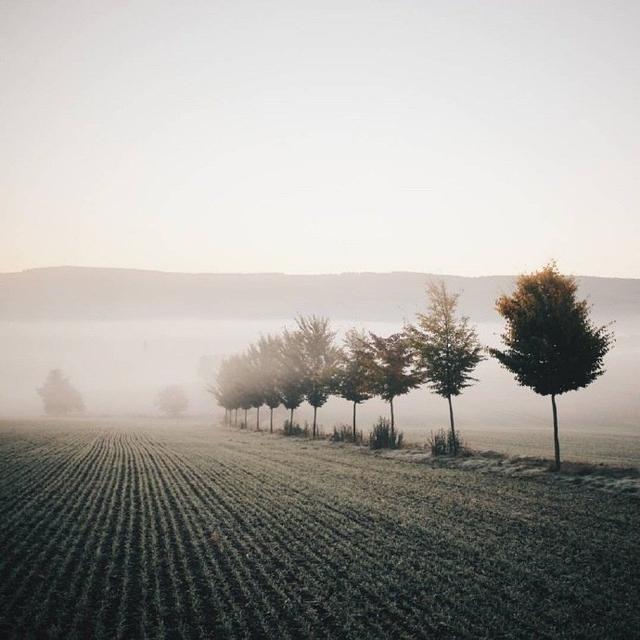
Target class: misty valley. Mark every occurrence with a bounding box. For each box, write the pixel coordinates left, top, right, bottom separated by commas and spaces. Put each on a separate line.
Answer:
3, 1, 640, 636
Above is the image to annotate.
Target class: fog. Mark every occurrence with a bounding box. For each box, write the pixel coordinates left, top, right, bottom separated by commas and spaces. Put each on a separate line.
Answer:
2, 315, 638, 437
2, 0, 638, 443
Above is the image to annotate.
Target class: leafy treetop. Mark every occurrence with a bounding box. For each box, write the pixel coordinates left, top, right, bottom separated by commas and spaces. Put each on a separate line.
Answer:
490, 263, 613, 397
407, 281, 484, 399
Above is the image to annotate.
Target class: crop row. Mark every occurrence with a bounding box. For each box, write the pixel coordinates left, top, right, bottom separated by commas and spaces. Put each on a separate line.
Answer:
0, 422, 638, 639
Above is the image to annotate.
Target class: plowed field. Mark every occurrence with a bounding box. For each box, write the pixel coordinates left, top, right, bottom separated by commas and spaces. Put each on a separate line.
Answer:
0, 420, 638, 639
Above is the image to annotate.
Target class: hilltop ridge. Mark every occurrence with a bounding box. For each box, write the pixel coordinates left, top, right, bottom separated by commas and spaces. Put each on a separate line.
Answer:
1, 266, 638, 322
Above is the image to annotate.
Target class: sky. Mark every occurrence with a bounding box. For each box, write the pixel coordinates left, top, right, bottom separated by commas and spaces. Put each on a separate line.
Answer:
1, 0, 639, 277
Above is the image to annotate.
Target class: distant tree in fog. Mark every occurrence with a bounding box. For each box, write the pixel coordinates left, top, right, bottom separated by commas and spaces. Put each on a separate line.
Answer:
366, 332, 421, 436
256, 335, 284, 433
334, 329, 374, 440
156, 385, 189, 417
490, 263, 614, 471
37, 369, 85, 416
277, 327, 307, 428
211, 354, 244, 425
296, 315, 338, 437
406, 281, 484, 448
246, 344, 266, 429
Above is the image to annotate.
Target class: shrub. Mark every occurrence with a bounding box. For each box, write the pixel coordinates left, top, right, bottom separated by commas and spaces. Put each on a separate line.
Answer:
428, 429, 448, 456
447, 428, 464, 455
428, 428, 464, 456
369, 417, 403, 450
283, 420, 308, 437
330, 424, 364, 444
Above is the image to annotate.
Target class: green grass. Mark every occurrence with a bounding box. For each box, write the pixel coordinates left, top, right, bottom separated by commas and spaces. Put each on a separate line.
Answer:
0, 419, 639, 639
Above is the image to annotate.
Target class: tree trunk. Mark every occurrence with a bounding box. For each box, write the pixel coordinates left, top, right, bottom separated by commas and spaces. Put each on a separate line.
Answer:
234, 409, 238, 427
244, 408, 247, 428
447, 395, 455, 438
352, 402, 357, 441
313, 406, 317, 438
270, 407, 273, 434
256, 406, 260, 431
290, 407, 294, 427
390, 398, 395, 437
551, 394, 561, 471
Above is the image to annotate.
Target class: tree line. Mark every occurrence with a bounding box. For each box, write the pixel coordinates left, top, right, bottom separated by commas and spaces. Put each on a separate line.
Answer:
212, 264, 613, 470
213, 282, 484, 441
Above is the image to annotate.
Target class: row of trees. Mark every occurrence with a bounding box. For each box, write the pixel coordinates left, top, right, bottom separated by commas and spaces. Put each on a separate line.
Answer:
213, 264, 613, 470
213, 281, 485, 442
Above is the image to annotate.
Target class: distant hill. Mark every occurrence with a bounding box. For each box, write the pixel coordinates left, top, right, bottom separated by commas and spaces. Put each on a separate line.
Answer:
0, 266, 638, 322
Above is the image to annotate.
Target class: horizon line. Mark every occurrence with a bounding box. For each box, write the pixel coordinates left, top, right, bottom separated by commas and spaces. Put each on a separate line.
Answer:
1, 264, 637, 281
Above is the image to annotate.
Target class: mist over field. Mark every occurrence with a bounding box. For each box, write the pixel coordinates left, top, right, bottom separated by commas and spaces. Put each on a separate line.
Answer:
1, 267, 638, 441
2, 1, 640, 636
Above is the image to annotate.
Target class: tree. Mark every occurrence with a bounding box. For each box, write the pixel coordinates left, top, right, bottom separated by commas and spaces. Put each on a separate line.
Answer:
366, 332, 421, 436
210, 354, 246, 425
333, 329, 374, 439
246, 344, 266, 430
37, 369, 85, 416
406, 281, 484, 442
156, 385, 189, 417
277, 327, 307, 428
490, 263, 613, 470
232, 351, 258, 428
256, 334, 284, 433
296, 315, 338, 437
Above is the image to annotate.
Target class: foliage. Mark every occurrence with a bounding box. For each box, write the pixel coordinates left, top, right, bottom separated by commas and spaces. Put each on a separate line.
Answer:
210, 354, 244, 414
490, 263, 613, 396
282, 419, 308, 437
428, 428, 448, 456
37, 369, 85, 415
333, 329, 374, 438
333, 329, 374, 405
366, 332, 421, 432
366, 333, 421, 403
155, 385, 188, 417
294, 315, 338, 436
490, 263, 614, 469
428, 428, 464, 456
296, 316, 338, 406
255, 334, 283, 409
211, 318, 335, 434
277, 327, 307, 413
211, 349, 265, 423
330, 424, 364, 444
406, 281, 484, 434
369, 417, 403, 450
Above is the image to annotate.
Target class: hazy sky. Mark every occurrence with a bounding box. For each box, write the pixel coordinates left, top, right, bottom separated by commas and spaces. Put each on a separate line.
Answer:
2, 0, 639, 277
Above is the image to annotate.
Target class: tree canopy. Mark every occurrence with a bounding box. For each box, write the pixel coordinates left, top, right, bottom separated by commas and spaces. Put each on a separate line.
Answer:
490, 264, 613, 397
37, 369, 85, 416
408, 281, 484, 398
